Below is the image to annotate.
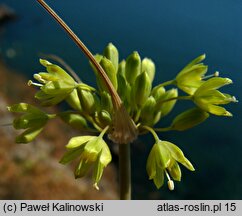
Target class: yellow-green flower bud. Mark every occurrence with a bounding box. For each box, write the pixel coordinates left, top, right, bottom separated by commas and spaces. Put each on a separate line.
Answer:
117, 60, 126, 78
77, 87, 99, 115
152, 111, 162, 126
156, 88, 178, 117
7, 103, 43, 114
89, 54, 108, 92
170, 108, 209, 131
125, 51, 141, 84
59, 112, 88, 130
103, 43, 119, 72
95, 110, 112, 128
131, 71, 151, 108
117, 72, 131, 106
142, 58, 155, 83
65, 89, 82, 111
100, 91, 113, 113
99, 57, 118, 90
140, 96, 156, 126
151, 85, 166, 101
13, 113, 48, 130
15, 126, 44, 144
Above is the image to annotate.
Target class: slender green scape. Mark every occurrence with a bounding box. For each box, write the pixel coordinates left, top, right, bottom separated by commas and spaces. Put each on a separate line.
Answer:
7, 0, 237, 199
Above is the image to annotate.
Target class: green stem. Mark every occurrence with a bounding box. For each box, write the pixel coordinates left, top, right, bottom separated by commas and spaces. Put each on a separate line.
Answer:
154, 127, 172, 132
134, 109, 141, 123
142, 125, 160, 143
119, 143, 131, 200
159, 95, 192, 104
156, 80, 175, 88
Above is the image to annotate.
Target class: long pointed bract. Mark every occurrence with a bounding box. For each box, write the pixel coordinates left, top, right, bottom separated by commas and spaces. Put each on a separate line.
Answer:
36, 0, 137, 144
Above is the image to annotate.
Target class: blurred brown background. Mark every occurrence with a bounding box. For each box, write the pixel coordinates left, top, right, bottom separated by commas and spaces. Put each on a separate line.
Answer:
0, 7, 118, 198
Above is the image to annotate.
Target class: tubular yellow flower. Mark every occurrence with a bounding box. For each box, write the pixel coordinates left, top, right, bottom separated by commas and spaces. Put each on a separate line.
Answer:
146, 139, 194, 190
175, 54, 207, 95
193, 77, 237, 116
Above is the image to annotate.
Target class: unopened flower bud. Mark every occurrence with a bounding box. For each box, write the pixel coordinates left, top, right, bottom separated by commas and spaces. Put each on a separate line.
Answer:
125, 51, 141, 84
95, 110, 112, 128
59, 112, 88, 130
140, 96, 156, 125
142, 58, 155, 83
77, 87, 99, 115
117, 72, 131, 106
151, 85, 166, 101
117, 60, 126, 78
13, 113, 48, 130
65, 89, 82, 111
156, 88, 178, 117
170, 108, 209, 131
131, 71, 151, 108
100, 57, 118, 90
103, 43, 119, 72
100, 91, 113, 113
15, 126, 44, 144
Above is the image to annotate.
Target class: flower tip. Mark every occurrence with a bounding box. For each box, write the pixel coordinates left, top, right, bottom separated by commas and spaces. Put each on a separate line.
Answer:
27, 80, 33, 86
232, 96, 238, 103
27, 80, 43, 87
39, 58, 51, 67
225, 111, 233, 117
168, 180, 174, 191
225, 78, 233, 84
214, 71, 219, 77
93, 183, 100, 190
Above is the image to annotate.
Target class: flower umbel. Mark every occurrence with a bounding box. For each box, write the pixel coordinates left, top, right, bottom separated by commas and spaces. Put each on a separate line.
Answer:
8, 40, 237, 192
7, 0, 237, 196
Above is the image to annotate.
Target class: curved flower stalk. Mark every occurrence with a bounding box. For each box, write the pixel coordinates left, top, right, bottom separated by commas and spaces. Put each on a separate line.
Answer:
7, 0, 238, 199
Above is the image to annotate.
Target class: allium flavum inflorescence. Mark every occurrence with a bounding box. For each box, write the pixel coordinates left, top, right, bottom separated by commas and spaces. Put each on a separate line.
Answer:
8, 43, 237, 190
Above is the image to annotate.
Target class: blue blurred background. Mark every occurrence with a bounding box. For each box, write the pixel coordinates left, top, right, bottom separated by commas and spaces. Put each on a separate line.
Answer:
1, 0, 241, 199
